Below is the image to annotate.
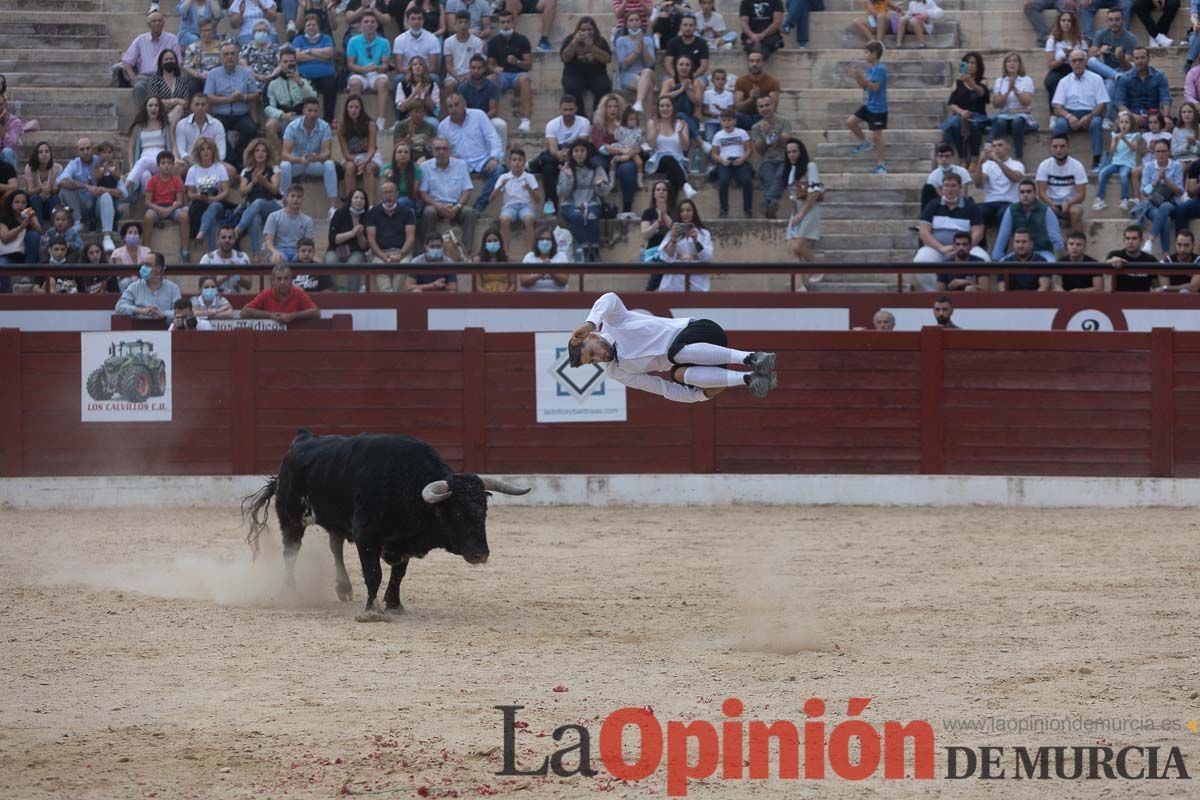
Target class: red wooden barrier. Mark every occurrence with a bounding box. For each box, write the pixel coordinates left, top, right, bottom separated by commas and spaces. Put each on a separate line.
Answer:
0, 327, 1193, 478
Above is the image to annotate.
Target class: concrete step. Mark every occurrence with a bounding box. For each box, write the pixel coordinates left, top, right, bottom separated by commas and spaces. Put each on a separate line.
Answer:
0, 13, 111, 49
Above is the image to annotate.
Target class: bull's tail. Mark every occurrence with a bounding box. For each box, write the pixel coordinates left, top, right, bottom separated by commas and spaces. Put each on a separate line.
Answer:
241, 476, 278, 559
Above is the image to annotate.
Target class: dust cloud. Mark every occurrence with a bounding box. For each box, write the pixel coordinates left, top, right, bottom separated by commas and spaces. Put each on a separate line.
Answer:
729, 564, 823, 655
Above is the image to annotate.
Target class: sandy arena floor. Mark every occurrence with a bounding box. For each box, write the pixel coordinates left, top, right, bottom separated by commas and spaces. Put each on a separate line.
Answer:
1, 505, 1198, 799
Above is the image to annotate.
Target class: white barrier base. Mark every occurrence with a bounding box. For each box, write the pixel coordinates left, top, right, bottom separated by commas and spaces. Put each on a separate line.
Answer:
2, 474, 1200, 510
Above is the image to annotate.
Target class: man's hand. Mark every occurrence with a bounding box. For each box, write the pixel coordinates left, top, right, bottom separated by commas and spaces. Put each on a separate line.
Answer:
570, 321, 596, 346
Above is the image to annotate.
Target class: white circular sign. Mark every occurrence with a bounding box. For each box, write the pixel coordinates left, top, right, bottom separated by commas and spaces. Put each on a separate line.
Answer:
1064, 310, 1115, 332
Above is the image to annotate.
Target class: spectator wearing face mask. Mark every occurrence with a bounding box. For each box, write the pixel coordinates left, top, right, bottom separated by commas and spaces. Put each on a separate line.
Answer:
109, 221, 153, 266
406, 233, 459, 292
191, 275, 234, 318
115, 254, 182, 319
520, 226, 571, 289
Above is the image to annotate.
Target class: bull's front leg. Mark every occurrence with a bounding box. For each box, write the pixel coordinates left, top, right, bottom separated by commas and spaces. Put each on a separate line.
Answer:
383, 559, 409, 614
355, 539, 384, 615
280, 521, 305, 591
328, 533, 353, 602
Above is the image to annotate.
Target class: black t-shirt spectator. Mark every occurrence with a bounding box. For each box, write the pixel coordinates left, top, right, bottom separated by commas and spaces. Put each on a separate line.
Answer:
293, 271, 334, 291
740, 0, 782, 34
999, 252, 1048, 291
947, 79, 991, 115
665, 35, 709, 72
460, 77, 500, 113
1163, 253, 1200, 286
0, 160, 16, 186
937, 254, 986, 287
489, 31, 532, 73
1188, 159, 1200, 196
366, 203, 416, 251
328, 207, 369, 254
561, 34, 612, 81
642, 206, 671, 249
1059, 254, 1100, 290
240, 166, 280, 202
1105, 249, 1158, 292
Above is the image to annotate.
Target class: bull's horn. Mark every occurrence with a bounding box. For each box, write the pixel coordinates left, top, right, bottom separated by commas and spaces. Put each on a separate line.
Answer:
422, 480, 453, 504
480, 477, 532, 496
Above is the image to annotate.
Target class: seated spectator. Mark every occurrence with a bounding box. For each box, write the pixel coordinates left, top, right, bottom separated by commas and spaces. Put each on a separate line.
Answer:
990, 52, 1037, 161
751, 95, 792, 217
78, 240, 119, 295
280, 98, 339, 210
444, 11, 487, 94
1094, 109, 1142, 210
1133, 0, 1179, 47
367, 180, 419, 291
265, 48, 318, 142
199, 225, 253, 292
1087, 7, 1134, 120
592, 95, 641, 218
183, 18, 228, 89
185, 137, 233, 253
487, 9, 533, 132
126, 97, 175, 196
23, 141, 62, 223
407, 233, 460, 292
785, 137, 822, 264
912, 172, 987, 291
326, 189, 372, 289
506, 0, 558, 52
393, 7, 442, 84
403, 0, 448, 38
710, 109, 753, 218
734, 51, 779, 128
191, 275, 234, 318
419, 137, 479, 253
1113, 47, 1171, 130
1052, 49, 1108, 171
740, 0, 784, 58
935, 231, 987, 292
647, 96, 699, 201
992, 178, 1064, 261
661, 54, 704, 158
392, 104, 439, 162
446, 0, 493, 41
241, 263, 323, 323
115, 254, 182, 319
939, 52, 990, 164
58, 138, 122, 252
264, 185, 315, 263
1135, 109, 1171, 188
852, 0, 900, 44
702, 68, 734, 142
291, 237, 334, 292
175, 96, 230, 179
395, 56, 441, 127
666, 14, 711, 82
293, 13, 338, 123
38, 236, 74, 294
1160, 229, 1200, 291
871, 309, 896, 329
970, 137, 1023, 230
1106, 224, 1159, 291
241, 20, 282, 94
169, 303, 209, 331
346, 11, 392, 132
895, 0, 943, 48
1043, 11, 1088, 112
650, 0, 687, 44
1057, 230, 1103, 292
122, 10, 182, 111
532, 96, 593, 215
459, 55, 508, 151
177, 0, 224, 48
1175, 134, 1200, 230
232, 138, 283, 257
614, 12, 657, 116
0, 94, 22, 171
40, 207, 84, 260
476, 227, 513, 291
640, 179, 676, 265
110, 220, 153, 269
520, 226, 571, 288
340, 96, 383, 201
557, 139, 611, 263
229, 0, 280, 47
1174, 102, 1200, 165
998, 229, 1053, 291
658, 198, 712, 291
1133, 139, 1182, 255
381, 141, 424, 213
205, 43, 261, 170
921, 143, 973, 208
0, 190, 43, 266
561, 16, 613, 118
438, 93, 504, 213
1036, 133, 1089, 232
291, 0, 334, 35
487, 148, 541, 255
0, 134, 14, 196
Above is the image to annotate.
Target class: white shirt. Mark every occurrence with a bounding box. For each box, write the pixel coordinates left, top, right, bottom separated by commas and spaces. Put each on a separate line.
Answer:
1046, 36, 1088, 64
392, 29, 441, 73
925, 164, 973, 190
495, 170, 538, 205
710, 127, 750, 160
175, 113, 227, 161
1051, 69, 1109, 111
702, 87, 734, 121
546, 115, 592, 147
185, 162, 229, 194
905, 0, 943, 32
584, 292, 705, 403
519, 252, 570, 290
981, 157, 1025, 203
443, 33, 485, 77
994, 74, 1035, 115
658, 227, 714, 293
200, 249, 251, 265
1035, 156, 1089, 204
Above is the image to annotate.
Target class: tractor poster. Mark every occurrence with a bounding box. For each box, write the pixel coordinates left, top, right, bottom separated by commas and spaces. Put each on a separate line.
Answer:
80, 332, 173, 422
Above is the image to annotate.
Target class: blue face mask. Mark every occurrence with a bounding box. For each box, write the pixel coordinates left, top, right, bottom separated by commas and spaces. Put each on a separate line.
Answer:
426, 247, 443, 261
201, 287, 218, 302
537, 239, 553, 254
484, 240, 501, 254
254, 30, 270, 44
139, 265, 153, 280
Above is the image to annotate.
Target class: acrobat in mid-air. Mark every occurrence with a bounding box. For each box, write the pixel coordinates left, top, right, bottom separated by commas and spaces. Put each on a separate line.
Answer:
568, 293, 778, 402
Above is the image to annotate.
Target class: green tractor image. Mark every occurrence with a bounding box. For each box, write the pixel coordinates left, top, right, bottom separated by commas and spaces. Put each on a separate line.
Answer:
86, 339, 167, 403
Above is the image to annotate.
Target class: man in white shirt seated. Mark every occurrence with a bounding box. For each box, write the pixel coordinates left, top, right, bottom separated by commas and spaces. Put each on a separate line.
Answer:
1051, 49, 1110, 172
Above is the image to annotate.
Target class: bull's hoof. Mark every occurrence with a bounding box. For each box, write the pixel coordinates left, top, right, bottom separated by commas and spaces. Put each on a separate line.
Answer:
354, 608, 390, 623
335, 584, 353, 602
384, 602, 405, 616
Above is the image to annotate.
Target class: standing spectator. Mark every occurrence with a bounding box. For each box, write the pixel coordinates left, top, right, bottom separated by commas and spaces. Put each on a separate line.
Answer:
532, 96, 593, 215
232, 138, 282, 257
1051, 49, 1108, 172
58, 139, 120, 252
0, 95, 21, 171
460, 55, 508, 151
240, 264, 322, 323
1087, 7, 1135, 118
487, 148, 541, 255
785, 137, 822, 264
1056, 230, 1104, 292
991, 51, 1038, 159
205, 42, 261, 170
381, 140, 424, 213
395, 56, 441, 128
741, 0, 784, 58
846, 41, 888, 174
406, 233, 459, 292
658, 199, 712, 291
665, 14, 710, 81
229, 0, 280, 46
939, 52, 990, 164
992, 178, 1064, 260
912, 172, 987, 291
1159, 229, 1200, 291
141, 152, 190, 259
1093, 109, 1142, 209
419, 138, 479, 254
346, 11, 392, 132
114, 256, 182, 319
997, 229, 1052, 291
556, 139, 611, 262
487, 9, 533, 133
241, 20, 283, 91
326, 189, 372, 286
109, 221, 153, 267
591, 94, 640, 218
125, 96, 174, 196
446, 0, 493, 40
366, 180, 418, 290
122, 10, 182, 111
561, 17, 614, 118
22, 142, 62, 223
174, 94, 229, 177
1172, 102, 1200, 164
444, 11, 487, 93
191, 275, 234, 318
183, 18, 228, 89
1136, 139, 1183, 255
1036, 133, 1089, 232
520, 226, 570, 288
185, 137, 233, 253
147, 50, 196, 131
1133, 0, 1179, 46
177, 1, 224, 48
293, 13, 338, 123
1043, 11, 1088, 111
1113, 47, 1172, 128
614, 12, 657, 115
970, 137, 1024, 230
340, 96, 382, 201
280, 97, 339, 211
1106, 225, 1159, 290
895, 0, 943, 48
751, 95, 793, 218
660, 55, 705, 152
710, 109, 753, 218
265, 48, 318, 141
647, 96, 699, 199
0, 191, 43, 266
393, 6, 442, 82
506, 0, 558, 52
438, 93, 505, 212
476, 228, 513, 292
264, 185, 315, 263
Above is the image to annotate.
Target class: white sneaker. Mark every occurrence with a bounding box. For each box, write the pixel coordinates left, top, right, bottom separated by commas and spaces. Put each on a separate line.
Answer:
700, 140, 712, 154
1119, 198, 1132, 210
1157, 33, 1175, 47
1092, 198, 1107, 211
632, 101, 643, 114
287, 20, 297, 35
328, 206, 337, 220
517, 118, 531, 133
1102, 117, 1113, 130
102, 234, 115, 253
617, 211, 638, 221
1142, 238, 1154, 254
375, 116, 384, 131
682, 182, 698, 200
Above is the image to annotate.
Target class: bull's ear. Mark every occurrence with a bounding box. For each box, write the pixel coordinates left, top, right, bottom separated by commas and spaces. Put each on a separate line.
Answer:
422, 480, 453, 504
480, 477, 532, 496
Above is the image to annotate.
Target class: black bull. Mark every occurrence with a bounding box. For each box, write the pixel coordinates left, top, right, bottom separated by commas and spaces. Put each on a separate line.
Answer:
242, 430, 530, 614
